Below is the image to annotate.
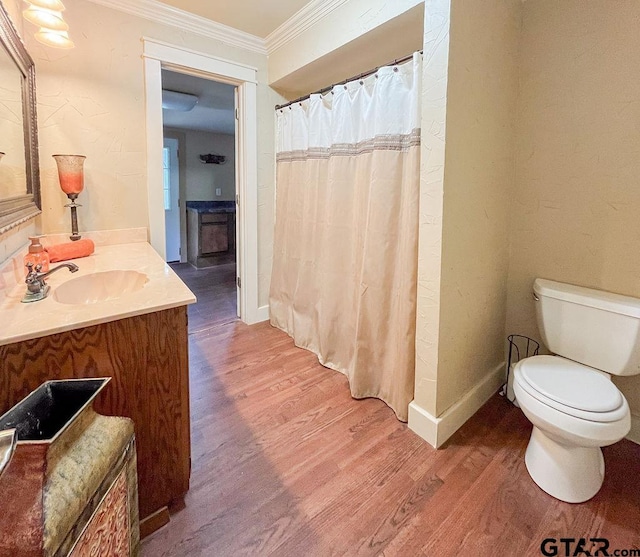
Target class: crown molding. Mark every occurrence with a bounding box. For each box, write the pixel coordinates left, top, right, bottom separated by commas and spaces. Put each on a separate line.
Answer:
84, 0, 267, 55
265, 0, 349, 53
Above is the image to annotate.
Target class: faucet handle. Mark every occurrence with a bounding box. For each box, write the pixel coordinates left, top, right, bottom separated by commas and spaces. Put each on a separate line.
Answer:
24, 262, 42, 272
24, 262, 43, 283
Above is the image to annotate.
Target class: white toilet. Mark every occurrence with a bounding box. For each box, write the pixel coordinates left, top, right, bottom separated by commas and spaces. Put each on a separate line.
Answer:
513, 278, 640, 503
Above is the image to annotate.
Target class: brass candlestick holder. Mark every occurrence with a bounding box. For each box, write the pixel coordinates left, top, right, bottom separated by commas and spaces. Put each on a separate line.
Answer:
53, 154, 86, 241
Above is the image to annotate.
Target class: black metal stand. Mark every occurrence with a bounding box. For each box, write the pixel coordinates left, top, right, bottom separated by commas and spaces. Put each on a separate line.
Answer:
501, 334, 540, 404
65, 194, 81, 241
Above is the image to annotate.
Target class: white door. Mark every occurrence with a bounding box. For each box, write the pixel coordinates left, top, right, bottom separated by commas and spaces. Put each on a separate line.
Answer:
234, 88, 241, 317
163, 137, 180, 262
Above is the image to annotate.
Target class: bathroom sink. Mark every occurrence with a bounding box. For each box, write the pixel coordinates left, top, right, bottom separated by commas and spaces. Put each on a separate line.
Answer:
53, 270, 148, 305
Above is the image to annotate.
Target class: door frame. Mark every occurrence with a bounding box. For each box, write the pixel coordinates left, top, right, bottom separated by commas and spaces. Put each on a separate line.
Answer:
162, 136, 181, 262
162, 130, 187, 262
143, 38, 262, 324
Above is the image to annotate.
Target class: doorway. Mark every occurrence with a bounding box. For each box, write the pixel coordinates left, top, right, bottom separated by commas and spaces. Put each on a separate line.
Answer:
160, 67, 239, 321
143, 38, 265, 324
161, 69, 237, 268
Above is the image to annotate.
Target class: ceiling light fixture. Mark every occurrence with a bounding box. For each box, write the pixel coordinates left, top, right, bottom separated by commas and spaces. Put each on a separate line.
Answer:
23, 0, 74, 49
23, 7, 68, 31
34, 27, 74, 49
162, 90, 199, 111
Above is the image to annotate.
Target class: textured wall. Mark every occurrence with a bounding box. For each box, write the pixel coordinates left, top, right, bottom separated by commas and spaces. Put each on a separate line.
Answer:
435, 0, 521, 415
179, 130, 236, 202
414, 0, 521, 418
414, 0, 450, 417
506, 0, 640, 418
17, 0, 280, 306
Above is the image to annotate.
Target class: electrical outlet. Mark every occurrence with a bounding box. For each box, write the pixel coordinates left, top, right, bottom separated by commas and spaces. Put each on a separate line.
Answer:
215, 188, 222, 196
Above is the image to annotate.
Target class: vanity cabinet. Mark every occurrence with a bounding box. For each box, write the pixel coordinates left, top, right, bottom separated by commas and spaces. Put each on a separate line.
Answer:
0, 306, 190, 539
186, 201, 236, 268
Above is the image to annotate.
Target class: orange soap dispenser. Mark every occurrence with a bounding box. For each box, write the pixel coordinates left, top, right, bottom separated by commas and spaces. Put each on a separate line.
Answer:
23, 236, 50, 276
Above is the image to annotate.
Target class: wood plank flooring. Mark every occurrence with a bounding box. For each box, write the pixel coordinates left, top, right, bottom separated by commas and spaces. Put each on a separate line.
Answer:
142, 268, 640, 556
170, 262, 237, 332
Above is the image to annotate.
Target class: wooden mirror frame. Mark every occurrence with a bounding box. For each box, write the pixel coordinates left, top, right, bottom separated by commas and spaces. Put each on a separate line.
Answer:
0, 3, 41, 235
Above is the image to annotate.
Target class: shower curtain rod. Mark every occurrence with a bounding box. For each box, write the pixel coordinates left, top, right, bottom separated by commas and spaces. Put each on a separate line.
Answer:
275, 50, 423, 111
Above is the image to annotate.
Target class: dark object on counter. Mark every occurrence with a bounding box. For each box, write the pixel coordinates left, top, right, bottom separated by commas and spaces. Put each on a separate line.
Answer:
185, 200, 235, 213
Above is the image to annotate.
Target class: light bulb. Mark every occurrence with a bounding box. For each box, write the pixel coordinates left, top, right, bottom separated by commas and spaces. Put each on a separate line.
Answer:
34, 28, 74, 49
23, 7, 68, 31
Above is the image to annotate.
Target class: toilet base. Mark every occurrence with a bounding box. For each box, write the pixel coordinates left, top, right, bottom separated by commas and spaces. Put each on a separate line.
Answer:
525, 426, 605, 503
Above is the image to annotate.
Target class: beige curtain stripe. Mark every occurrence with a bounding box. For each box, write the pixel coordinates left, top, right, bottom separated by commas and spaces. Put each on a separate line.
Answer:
276, 129, 421, 162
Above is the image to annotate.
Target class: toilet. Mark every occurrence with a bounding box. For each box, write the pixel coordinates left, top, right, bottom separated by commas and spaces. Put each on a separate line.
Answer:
513, 278, 640, 503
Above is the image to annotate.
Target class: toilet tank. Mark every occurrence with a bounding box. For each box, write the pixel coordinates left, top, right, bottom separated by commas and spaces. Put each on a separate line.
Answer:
534, 278, 640, 376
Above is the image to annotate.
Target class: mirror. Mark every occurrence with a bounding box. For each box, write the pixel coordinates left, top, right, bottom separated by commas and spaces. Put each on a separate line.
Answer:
0, 2, 40, 234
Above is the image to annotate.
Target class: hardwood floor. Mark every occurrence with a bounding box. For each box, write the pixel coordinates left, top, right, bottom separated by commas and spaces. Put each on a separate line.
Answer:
170, 262, 237, 332
141, 313, 640, 556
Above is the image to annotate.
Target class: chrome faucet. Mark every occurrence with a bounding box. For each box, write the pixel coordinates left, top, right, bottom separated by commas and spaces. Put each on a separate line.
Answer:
22, 262, 79, 303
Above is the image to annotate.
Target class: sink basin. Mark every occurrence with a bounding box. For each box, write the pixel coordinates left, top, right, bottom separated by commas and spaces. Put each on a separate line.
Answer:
53, 270, 148, 305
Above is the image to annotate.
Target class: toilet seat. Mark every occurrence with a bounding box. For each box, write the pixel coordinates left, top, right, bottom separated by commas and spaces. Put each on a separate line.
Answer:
515, 355, 627, 423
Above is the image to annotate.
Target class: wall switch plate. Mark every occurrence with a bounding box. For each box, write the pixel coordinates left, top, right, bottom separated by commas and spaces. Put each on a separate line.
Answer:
215, 188, 222, 196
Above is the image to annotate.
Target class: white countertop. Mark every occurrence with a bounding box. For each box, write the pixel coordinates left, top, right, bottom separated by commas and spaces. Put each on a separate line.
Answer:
0, 242, 196, 346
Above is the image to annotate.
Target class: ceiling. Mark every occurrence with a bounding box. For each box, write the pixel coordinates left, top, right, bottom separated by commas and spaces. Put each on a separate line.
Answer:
157, 0, 312, 38
162, 70, 236, 135
159, 1, 314, 133
158, 1, 423, 133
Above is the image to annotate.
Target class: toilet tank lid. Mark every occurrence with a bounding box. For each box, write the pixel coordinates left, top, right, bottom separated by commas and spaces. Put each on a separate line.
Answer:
534, 278, 640, 319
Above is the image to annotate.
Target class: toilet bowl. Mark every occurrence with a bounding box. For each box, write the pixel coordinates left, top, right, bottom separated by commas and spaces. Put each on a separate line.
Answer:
513, 355, 630, 503
515, 278, 640, 503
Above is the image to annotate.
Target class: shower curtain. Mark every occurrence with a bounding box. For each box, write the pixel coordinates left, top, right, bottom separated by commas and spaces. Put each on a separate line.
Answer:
269, 53, 421, 421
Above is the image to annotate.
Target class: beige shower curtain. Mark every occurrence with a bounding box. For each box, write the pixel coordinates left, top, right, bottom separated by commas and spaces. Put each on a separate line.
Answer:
269, 54, 421, 421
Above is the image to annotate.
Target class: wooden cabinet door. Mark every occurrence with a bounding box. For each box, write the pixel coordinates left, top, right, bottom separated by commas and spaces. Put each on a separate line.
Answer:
200, 223, 228, 254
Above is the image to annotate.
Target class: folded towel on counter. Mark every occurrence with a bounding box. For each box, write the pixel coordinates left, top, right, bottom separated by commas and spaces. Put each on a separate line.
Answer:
46, 239, 95, 262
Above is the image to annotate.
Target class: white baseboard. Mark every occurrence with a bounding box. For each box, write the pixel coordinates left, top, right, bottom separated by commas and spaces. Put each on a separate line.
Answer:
408, 401, 439, 448
628, 413, 640, 445
255, 304, 270, 323
408, 362, 505, 448
245, 304, 269, 325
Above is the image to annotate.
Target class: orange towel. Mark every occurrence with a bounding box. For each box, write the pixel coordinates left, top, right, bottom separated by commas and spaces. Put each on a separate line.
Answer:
46, 239, 95, 263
